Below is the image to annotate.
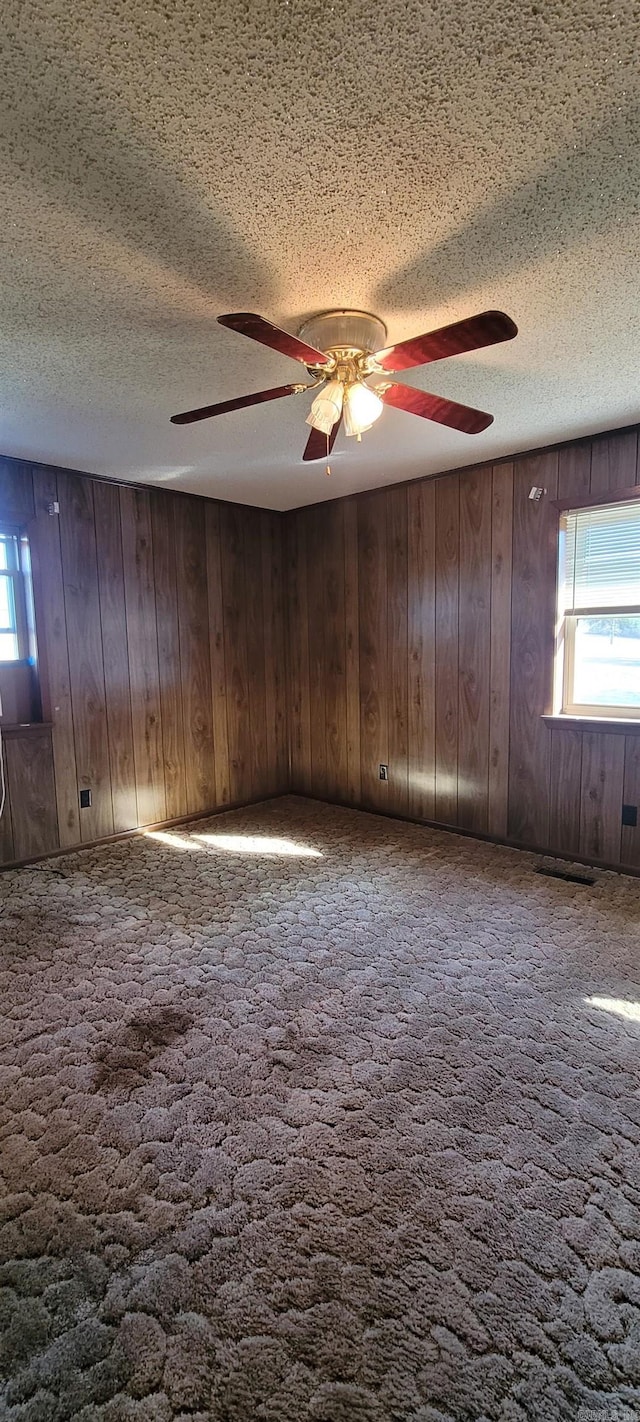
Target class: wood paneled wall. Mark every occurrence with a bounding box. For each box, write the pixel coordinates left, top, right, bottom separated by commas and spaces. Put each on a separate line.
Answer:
0, 460, 287, 865
286, 426, 640, 873
3, 424, 640, 873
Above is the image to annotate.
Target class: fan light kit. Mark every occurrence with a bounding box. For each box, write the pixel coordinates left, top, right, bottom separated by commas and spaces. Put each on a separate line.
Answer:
171, 306, 518, 475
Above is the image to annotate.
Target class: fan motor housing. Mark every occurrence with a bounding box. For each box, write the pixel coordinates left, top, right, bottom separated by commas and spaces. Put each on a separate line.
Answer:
298, 309, 387, 363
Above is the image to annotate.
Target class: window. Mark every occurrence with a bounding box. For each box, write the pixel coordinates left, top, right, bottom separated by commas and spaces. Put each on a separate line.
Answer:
0, 528, 30, 663
558, 497, 640, 719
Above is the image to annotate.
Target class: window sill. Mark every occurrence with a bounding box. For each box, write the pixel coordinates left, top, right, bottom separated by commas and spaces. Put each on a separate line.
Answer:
0, 721, 51, 737
543, 714, 640, 736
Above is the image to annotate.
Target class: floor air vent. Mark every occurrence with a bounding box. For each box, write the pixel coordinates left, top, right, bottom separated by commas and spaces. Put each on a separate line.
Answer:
536, 866, 596, 886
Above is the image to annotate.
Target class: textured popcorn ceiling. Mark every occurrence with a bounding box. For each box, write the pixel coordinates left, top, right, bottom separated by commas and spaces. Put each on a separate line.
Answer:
1, 1, 639, 510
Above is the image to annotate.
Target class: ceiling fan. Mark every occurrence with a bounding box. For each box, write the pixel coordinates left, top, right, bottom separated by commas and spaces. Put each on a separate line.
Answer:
170, 307, 518, 466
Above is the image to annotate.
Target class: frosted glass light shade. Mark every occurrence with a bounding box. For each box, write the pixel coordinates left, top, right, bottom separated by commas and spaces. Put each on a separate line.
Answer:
343, 381, 384, 436
306, 380, 344, 435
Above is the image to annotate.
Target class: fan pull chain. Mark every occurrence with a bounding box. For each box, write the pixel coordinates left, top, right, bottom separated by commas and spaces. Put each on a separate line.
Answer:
326, 431, 331, 477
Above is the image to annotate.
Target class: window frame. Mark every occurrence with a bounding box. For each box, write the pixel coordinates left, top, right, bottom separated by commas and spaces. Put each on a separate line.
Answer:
0, 524, 30, 665
554, 484, 640, 723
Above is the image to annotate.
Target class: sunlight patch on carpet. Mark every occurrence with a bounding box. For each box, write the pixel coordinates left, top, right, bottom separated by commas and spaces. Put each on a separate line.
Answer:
585, 994, 640, 1023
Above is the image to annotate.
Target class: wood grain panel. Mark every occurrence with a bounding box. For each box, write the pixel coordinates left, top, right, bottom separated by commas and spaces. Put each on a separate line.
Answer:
435, 476, 459, 824
458, 467, 491, 832
507, 453, 559, 845
1, 457, 289, 866
621, 737, 640, 868
358, 492, 389, 811
0, 735, 14, 862
0, 461, 34, 524
557, 443, 591, 501
219, 502, 252, 805
488, 463, 513, 837
174, 495, 216, 814
260, 510, 278, 797
286, 511, 311, 794
386, 486, 408, 817
3, 426, 640, 872
307, 507, 328, 799
549, 728, 583, 857
590, 430, 638, 495
150, 491, 188, 821
344, 500, 361, 806
324, 502, 347, 802
244, 510, 269, 801
5, 728, 58, 860
30, 469, 80, 848
579, 732, 625, 863
261, 512, 288, 794
58, 472, 114, 841
94, 481, 137, 833
205, 502, 231, 809
120, 486, 166, 827
407, 479, 435, 822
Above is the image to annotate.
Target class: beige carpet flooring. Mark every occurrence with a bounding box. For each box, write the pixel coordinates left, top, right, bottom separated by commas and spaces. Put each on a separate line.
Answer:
1, 796, 640, 1422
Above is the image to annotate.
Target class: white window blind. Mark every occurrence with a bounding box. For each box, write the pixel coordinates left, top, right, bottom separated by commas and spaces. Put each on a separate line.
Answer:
563, 499, 640, 612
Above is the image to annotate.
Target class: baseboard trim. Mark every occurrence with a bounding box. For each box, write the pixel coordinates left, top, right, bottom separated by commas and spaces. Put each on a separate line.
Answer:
3, 788, 637, 881
288, 791, 640, 880
0, 792, 289, 873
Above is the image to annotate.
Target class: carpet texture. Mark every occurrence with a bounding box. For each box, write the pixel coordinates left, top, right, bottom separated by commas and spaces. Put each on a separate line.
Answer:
1, 796, 640, 1422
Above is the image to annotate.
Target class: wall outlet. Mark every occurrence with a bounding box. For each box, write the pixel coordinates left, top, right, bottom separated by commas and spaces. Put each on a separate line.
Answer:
379, 764, 388, 781
79, 788, 92, 809
622, 804, 638, 828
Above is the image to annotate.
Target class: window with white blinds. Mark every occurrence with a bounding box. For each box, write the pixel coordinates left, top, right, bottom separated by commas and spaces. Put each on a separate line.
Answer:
559, 497, 640, 718
562, 499, 640, 613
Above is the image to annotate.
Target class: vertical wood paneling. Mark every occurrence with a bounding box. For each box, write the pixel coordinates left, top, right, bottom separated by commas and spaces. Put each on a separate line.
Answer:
174, 496, 216, 814
488, 464, 513, 837
358, 492, 389, 811
219, 502, 253, 805
94, 481, 138, 833
387, 486, 409, 817
30, 468, 80, 848
5, 729, 58, 860
58, 472, 114, 842
324, 502, 347, 802
344, 500, 361, 806
307, 508, 328, 798
260, 510, 278, 798
120, 486, 166, 827
244, 510, 269, 801
407, 480, 435, 821
286, 511, 311, 794
579, 733, 625, 863
206, 502, 231, 809
435, 476, 459, 824
621, 737, 640, 868
150, 491, 188, 822
262, 512, 288, 793
557, 443, 591, 501
549, 728, 583, 857
507, 452, 559, 845
1, 461, 290, 867
0, 736, 14, 862
3, 425, 640, 873
283, 425, 638, 874
458, 468, 491, 832
0, 461, 34, 523
590, 429, 638, 495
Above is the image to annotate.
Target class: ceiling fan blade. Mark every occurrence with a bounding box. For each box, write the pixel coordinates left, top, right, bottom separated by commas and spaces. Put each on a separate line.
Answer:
378, 382, 494, 434
302, 414, 342, 462
373, 310, 517, 373
218, 312, 330, 368
171, 383, 304, 425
